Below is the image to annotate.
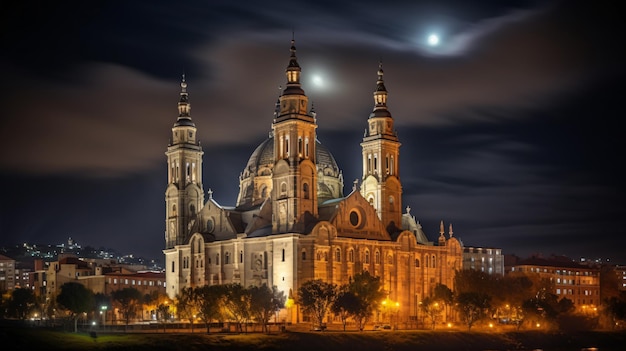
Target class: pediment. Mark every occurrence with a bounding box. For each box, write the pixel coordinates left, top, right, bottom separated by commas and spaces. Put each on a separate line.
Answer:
327, 191, 391, 241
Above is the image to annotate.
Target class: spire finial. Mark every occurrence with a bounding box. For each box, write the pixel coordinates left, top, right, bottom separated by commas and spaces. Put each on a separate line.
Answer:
181, 73, 187, 92
449, 223, 454, 238
439, 220, 445, 235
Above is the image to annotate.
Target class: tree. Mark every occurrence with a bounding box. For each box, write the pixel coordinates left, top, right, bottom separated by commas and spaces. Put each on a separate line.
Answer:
420, 296, 443, 330
433, 283, 454, 322
601, 292, 626, 329
249, 284, 286, 333
7, 288, 36, 320
222, 283, 252, 333
56, 282, 95, 333
456, 292, 490, 331
298, 279, 336, 330
347, 271, 385, 330
176, 287, 197, 332
111, 287, 143, 331
454, 269, 494, 296
331, 290, 359, 331
195, 285, 226, 333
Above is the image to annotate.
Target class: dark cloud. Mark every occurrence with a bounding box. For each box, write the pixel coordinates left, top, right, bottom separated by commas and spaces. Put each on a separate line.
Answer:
0, 0, 624, 262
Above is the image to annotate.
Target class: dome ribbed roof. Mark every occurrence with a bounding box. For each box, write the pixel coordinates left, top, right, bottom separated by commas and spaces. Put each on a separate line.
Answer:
243, 136, 339, 176
238, 136, 343, 206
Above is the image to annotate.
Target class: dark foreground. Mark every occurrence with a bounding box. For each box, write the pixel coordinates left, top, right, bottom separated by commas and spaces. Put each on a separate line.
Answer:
3, 324, 625, 351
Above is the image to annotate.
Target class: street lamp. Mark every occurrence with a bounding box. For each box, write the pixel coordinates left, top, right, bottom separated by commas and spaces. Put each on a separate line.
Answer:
394, 302, 400, 330
100, 305, 108, 330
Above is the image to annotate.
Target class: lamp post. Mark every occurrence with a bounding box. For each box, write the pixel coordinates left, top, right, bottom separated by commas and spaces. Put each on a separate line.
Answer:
100, 305, 107, 331
394, 301, 400, 330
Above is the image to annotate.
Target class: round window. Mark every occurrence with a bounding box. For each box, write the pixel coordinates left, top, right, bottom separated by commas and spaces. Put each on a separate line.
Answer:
207, 218, 215, 233
349, 210, 359, 227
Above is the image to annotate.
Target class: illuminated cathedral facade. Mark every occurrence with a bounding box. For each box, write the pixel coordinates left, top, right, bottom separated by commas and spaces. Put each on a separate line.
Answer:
163, 40, 463, 324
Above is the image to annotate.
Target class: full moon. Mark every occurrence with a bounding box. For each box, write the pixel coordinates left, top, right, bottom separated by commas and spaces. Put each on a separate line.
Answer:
427, 34, 440, 46
312, 75, 323, 86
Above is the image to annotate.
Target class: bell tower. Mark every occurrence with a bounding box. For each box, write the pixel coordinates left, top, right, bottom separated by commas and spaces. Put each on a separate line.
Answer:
164, 75, 204, 249
271, 39, 318, 232
360, 62, 402, 231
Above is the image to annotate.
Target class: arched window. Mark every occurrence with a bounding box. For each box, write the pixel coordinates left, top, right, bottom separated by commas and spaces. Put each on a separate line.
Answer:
239, 250, 243, 263
387, 254, 393, 265
365, 250, 370, 264
282, 249, 285, 262
216, 254, 220, 265
281, 183, 287, 195
415, 258, 420, 267
317, 251, 322, 261
425, 255, 429, 267
225, 252, 230, 264
432, 255, 436, 268
375, 250, 380, 264
302, 250, 307, 261
324, 252, 328, 262
303, 183, 310, 199
349, 249, 354, 263
335, 248, 341, 262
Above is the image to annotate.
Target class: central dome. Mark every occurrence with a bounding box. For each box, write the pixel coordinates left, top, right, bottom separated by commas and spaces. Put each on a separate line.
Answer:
236, 136, 344, 207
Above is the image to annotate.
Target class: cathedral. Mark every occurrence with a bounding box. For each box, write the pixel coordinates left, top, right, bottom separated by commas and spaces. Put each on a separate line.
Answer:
163, 39, 463, 324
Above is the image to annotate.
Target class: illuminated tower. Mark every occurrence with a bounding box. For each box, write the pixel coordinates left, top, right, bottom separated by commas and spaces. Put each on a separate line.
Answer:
271, 39, 318, 232
164, 75, 204, 249
360, 62, 402, 231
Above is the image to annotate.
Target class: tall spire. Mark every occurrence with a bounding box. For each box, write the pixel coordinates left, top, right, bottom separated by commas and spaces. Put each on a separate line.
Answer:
370, 61, 391, 118
282, 38, 304, 96
175, 74, 194, 127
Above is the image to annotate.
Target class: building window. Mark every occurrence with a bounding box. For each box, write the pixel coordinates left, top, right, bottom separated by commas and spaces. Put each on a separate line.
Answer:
432, 255, 436, 268
303, 183, 310, 199
365, 250, 370, 264
375, 250, 380, 264
171, 261, 175, 273
349, 249, 354, 263
305, 137, 310, 158
335, 248, 341, 262
415, 258, 420, 267
282, 249, 285, 262
216, 254, 220, 265
239, 251, 243, 263
225, 252, 230, 264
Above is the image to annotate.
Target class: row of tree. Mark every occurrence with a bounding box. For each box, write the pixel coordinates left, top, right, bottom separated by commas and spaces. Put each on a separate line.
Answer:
2, 269, 626, 332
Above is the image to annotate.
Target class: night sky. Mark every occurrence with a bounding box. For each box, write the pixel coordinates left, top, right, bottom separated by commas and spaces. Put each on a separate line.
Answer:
1, 0, 624, 264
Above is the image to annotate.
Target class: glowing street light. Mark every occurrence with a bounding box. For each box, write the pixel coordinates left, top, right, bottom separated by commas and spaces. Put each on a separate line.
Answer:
100, 305, 108, 330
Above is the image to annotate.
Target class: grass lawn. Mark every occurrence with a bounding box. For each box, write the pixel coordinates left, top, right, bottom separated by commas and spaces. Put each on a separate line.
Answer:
3, 323, 626, 351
